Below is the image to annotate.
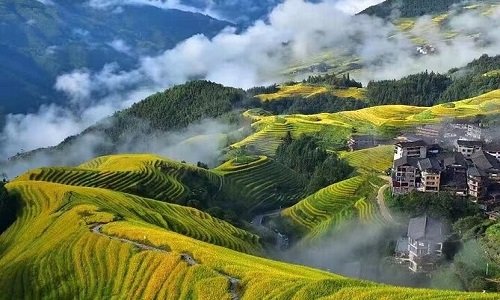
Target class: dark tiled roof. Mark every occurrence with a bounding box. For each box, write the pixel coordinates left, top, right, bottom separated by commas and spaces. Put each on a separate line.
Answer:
396, 140, 427, 148
407, 216, 445, 242
484, 142, 500, 152
442, 153, 467, 168
468, 165, 486, 177
394, 156, 419, 168
471, 151, 500, 172
457, 139, 483, 148
441, 171, 468, 189
350, 134, 374, 140
418, 157, 442, 172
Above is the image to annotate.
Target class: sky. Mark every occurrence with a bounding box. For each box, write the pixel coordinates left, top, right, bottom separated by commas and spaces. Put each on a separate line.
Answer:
2, 0, 500, 175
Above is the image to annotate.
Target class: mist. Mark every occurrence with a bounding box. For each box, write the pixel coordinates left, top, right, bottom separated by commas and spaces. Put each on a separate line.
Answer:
275, 220, 433, 287
1, 117, 243, 179
2, 0, 500, 177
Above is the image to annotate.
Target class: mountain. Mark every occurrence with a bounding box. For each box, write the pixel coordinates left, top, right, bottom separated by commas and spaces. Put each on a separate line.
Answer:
0, 0, 232, 115
4, 55, 500, 176
359, 0, 467, 19
181, 0, 283, 25
1, 159, 500, 298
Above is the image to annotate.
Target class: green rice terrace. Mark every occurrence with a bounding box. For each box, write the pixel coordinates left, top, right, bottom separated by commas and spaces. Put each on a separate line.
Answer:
232, 90, 500, 155
2, 174, 500, 299
281, 175, 386, 244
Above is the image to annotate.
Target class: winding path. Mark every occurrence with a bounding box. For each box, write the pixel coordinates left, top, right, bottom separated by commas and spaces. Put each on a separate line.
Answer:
91, 224, 240, 300
376, 176, 399, 225
251, 209, 288, 250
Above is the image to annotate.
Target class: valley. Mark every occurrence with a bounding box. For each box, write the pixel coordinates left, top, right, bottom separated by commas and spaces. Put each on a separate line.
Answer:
2, 0, 500, 299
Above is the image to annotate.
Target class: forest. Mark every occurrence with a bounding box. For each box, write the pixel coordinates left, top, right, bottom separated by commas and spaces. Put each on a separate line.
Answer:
366, 55, 500, 106
360, 0, 464, 19
275, 134, 354, 194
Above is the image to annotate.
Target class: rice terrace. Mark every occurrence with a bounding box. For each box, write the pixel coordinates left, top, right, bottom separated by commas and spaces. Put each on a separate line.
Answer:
2, 0, 500, 299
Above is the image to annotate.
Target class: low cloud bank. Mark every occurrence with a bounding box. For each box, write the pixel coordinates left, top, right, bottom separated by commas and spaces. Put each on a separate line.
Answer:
2, 0, 500, 176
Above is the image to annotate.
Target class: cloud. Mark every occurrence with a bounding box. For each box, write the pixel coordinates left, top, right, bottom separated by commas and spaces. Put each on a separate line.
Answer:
332, 0, 385, 15
86, 0, 202, 13
54, 70, 93, 102
1, 117, 240, 178
36, 0, 54, 5
107, 39, 132, 55
2, 0, 500, 177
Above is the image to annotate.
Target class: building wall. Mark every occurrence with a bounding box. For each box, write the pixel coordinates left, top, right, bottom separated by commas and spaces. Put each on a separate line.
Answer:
392, 165, 418, 195
421, 172, 441, 192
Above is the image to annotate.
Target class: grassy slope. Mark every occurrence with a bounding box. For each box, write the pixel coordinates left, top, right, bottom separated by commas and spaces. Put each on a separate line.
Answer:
276, 91, 500, 243
1, 180, 498, 299
280, 145, 394, 243
257, 83, 366, 101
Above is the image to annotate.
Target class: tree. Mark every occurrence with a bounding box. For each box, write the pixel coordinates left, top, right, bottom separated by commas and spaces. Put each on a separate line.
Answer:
0, 182, 19, 234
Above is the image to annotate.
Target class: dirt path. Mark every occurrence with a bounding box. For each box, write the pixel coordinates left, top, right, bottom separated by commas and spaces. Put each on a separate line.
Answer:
376, 176, 399, 225
251, 209, 288, 250
91, 224, 240, 299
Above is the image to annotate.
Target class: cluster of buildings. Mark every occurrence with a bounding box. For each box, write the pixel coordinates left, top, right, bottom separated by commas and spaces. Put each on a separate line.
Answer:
391, 137, 500, 203
349, 121, 500, 273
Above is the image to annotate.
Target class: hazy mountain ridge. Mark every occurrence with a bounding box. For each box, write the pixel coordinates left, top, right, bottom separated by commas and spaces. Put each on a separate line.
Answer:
0, 0, 232, 114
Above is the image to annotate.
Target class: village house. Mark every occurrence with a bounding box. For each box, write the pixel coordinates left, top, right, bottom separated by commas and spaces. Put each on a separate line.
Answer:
484, 143, 500, 161
347, 134, 390, 151
392, 157, 420, 195
391, 137, 500, 200
440, 153, 468, 196
407, 216, 446, 273
456, 139, 483, 158
417, 158, 442, 193
347, 135, 376, 151
394, 140, 428, 160
467, 124, 483, 140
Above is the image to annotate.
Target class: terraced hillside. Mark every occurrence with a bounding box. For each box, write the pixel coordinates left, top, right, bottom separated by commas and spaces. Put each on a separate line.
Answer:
233, 112, 352, 155
233, 90, 500, 153
340, 145, 394, 174
215, 156, 307, 215
257, 83, 366, 101
17, 154, 221, 206
281, 175, 386, 244
1, 179, 499, 299
16, 154, 307, 219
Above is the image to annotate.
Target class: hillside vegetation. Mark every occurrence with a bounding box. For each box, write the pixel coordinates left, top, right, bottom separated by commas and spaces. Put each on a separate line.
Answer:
214, 156, 307, 214
17, 154, 221, 207
1, 179, 499, 299
232, 89, 500, 155
281, 175, 386, 244
0, 0, 231, 114
16, 154, 306, 220
360, 0, 464, 19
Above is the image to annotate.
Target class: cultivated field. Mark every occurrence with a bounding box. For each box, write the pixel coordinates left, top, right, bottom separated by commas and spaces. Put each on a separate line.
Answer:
257, 83, 366, 101
214, 156, 307, 213
340, 145, 394, 173
1, 179, 498, 299
282, 175, 386, 243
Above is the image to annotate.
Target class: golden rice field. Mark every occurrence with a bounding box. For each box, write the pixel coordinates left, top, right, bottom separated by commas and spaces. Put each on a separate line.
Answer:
214, 156, 307, 213
340, 145, 394, 173
484, 70, 500, 77
234, 90, 500, 153
17, 154, 221, 205
1, 179, 499, 299
282, 175, 386, 243
256, 83, 366, 101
